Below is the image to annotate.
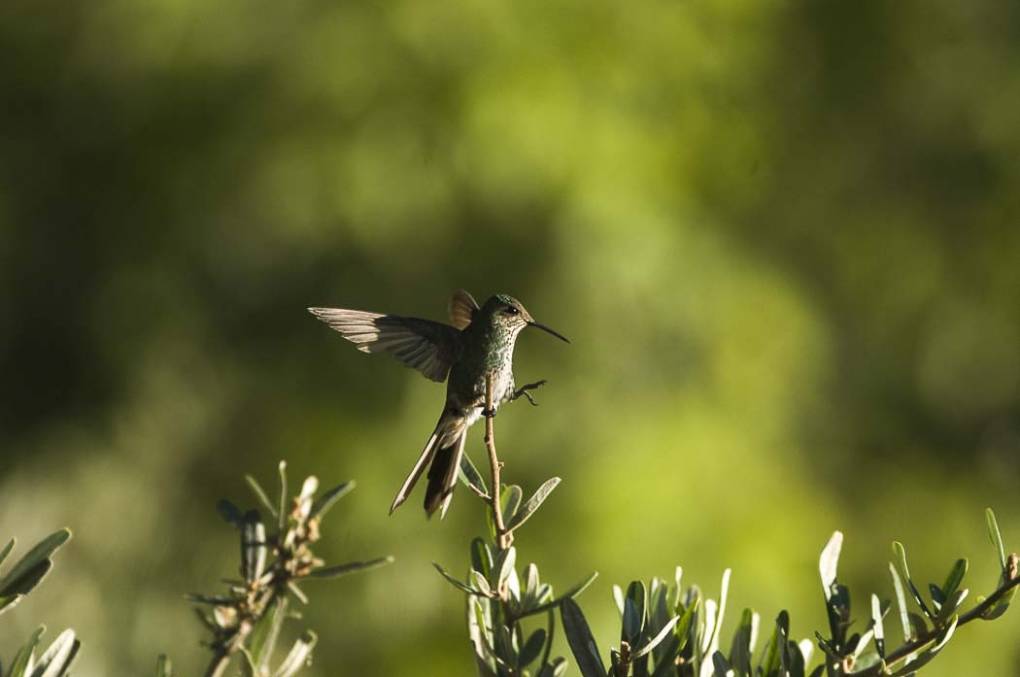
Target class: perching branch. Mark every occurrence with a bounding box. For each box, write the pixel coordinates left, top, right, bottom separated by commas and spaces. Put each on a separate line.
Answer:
859, 567, 1020, 675
484, 375, 513, 551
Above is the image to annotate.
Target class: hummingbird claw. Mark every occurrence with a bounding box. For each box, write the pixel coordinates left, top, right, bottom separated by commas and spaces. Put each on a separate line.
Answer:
511, 379, 547, 406
481, 407, 497, 418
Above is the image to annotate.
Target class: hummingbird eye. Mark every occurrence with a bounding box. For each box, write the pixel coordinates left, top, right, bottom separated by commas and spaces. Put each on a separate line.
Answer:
505, 306, 520, 315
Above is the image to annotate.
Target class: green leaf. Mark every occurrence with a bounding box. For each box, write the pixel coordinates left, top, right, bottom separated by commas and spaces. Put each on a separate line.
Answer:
239, 649, 258, 677
458, 453, 489, 499
704, 569, 731, 659
712, 652, 734, 677
306, 556, 394, 579
241, 513, 267, 583
155, 654, 173, 677
892, 542, 931, 618
519, 571, 599, 618
0, 560, 51, 599
938, 588, 968, 623
216, 500, 244, 527
871, 594, 886, 658
519, 628, 547, 668
727, 608, 754, 673
889, 563, 912, 643
468, 596, 497, 673
501, 485, 523, 528
10, 626, 45, 677
819, 532, 843, 600
506, 478, 561, 533
471, 570, 493, 597
308, 481, 355, 521
0, 592, 24, 615
986, 508, 1007, 571
560, 598, 608, 677
286, 581, 308, 604
888, 615, 958, 676
524, 563, 540, 604
622, 581, 647, 647
761, 610, 790, 675
433, 562, 488, 596
277, 461, 288, 531
494, 547, 517, 590
545, 657, 570, 677
941, 559, 968, 600
244, 475, 278, 518
633, 614, 680, 660
0, 538, 15, 570
249, 597, 288, 670
0, 529, 71, 597
31, 628, 80, 677
471, 538, 493, 578
907, 612, 928, 641
273, 630, 317, 677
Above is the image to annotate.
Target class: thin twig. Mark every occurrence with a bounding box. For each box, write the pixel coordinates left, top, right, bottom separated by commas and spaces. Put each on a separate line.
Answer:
484, 375, 512, 550
203, 647, 234, 677
857, 571, 1020, 675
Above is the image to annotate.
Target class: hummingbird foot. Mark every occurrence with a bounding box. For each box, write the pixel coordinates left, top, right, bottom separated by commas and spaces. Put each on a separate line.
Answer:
511, 379, 547, 407
482, 406, 497, 418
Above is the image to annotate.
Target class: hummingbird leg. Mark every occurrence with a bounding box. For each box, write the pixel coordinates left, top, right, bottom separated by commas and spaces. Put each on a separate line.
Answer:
511, 379, 547, 407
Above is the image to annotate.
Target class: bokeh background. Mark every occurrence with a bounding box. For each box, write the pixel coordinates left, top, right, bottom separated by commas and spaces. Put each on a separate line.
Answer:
2, 0, 1019, 674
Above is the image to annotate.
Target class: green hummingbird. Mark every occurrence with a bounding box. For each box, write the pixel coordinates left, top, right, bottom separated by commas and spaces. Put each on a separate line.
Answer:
308, 290, 569, 519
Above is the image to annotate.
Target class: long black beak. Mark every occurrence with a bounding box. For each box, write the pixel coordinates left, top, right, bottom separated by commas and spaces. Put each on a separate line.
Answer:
528, 321, 570, 344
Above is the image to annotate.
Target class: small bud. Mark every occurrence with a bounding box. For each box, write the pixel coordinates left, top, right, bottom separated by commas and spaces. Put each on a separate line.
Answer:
1007, 553, 1019, 581
213, 605, 238, 629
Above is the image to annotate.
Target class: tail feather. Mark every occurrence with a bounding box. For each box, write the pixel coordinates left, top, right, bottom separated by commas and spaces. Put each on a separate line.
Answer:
390, 413, 467, 519
424, 430, 466, 519
389, 431, 439, 514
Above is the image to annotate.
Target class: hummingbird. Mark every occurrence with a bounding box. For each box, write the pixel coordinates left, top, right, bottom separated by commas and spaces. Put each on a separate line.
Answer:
308, 291, 569, 519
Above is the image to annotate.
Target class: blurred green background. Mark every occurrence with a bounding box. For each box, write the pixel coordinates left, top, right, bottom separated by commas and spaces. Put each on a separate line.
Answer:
2, 0, 1018, 674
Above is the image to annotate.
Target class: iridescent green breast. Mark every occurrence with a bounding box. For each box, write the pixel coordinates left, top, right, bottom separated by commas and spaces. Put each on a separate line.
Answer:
448, 321, 518, 405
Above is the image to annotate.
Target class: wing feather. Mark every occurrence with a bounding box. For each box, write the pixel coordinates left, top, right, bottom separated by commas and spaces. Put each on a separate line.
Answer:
308, 307, 460, 382
448, 289, 480, 330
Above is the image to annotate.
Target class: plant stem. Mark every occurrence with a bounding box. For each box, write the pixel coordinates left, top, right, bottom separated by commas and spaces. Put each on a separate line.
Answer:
484, 375, 512, 550
858, 572, 1020, 675
202, 650, 232, 677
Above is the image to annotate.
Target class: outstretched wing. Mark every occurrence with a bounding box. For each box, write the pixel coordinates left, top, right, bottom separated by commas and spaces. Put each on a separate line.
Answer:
308, 307, 461, 382
448, 289, 479, 330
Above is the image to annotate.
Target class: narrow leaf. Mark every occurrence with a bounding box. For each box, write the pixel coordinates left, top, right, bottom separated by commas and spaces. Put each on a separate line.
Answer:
519, 628, 547, 668
249, 597, 288, 670
273, 630, 317, 677
306, 556, 394, 579
986, 508, 1007, 571
506, 478, 561, 533
0, 530, 71, 596
819, 532, 843, 600
433, 563, 488, 596
244, 476, 278, 518
0, 538, 15, 569
560, 598, 608, 677
501, 485, 523, 528
31, 629, 80, 677
941, 559, 968, 599
459, 453, 489, 499
892, 542, 931, 617
519, 571, 599, 618
871, 594, 885, 658
309, 481, 355, 520
634, 615, 680, 659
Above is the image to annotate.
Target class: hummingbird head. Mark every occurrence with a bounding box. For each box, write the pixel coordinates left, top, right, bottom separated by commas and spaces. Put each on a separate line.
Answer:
483, 294, 570, 343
